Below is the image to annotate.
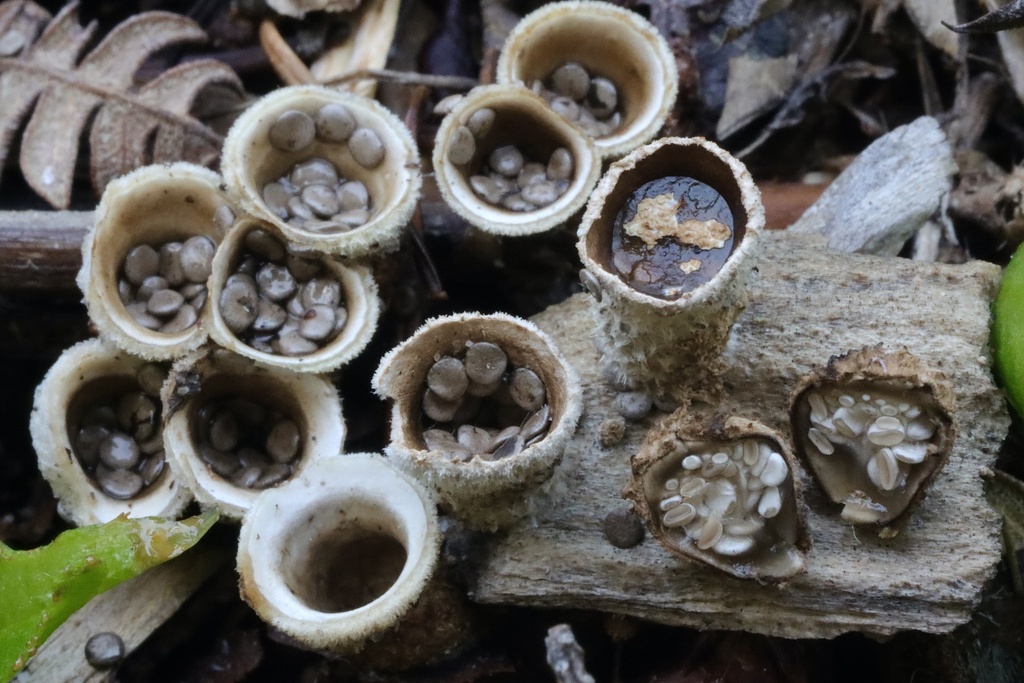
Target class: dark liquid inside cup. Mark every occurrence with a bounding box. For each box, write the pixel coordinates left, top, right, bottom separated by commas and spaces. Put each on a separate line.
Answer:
610, 176, 735, 299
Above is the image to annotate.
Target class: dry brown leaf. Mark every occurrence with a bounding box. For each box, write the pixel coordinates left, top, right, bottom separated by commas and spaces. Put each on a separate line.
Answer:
0, 1, 242, 209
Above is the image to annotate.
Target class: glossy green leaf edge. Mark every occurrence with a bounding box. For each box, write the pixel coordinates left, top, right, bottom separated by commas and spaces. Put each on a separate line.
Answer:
0, 511, 218, 681
993, 245, 1024, 416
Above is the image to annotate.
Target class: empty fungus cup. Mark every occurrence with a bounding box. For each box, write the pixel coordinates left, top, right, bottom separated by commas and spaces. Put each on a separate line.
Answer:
221, 85, 421, 257
496, 0, 678, 160
577, 137, 765, 402
790, 347, 955, 536
372, 313, 583, 530
30, 339, 190, 526
206, 219, 380, 373
237, 454, 453, 664
432, 84, 600, 237
623, 410, 811, 582
161, 348, 345, 521
79, 163, 233, 360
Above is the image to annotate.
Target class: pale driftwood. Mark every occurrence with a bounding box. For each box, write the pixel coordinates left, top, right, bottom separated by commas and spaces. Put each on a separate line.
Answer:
0, 210, 89, 290
788, 117, 955, 255
470, 231, 1008, 638
15, 543, 228, 683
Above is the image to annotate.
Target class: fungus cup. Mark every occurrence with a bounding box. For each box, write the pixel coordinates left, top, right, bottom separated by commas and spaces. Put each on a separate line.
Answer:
161, 348, 344, 521
206, 219, 380, 373
623, 410, 811, 582
30, 339, 190, 526
221, 85, 421, 257
496, 0, 678, 159
790, 346, 955, 536
237, 454, 465, 669
432, 84, 600, 236
78, 163, 232, 360
577, 137, 764, 402
372, 313, 583, 530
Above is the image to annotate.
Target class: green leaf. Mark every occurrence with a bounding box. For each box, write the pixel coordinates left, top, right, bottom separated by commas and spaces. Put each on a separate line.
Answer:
993, 243, 1024, 417
0, 511, 218, 681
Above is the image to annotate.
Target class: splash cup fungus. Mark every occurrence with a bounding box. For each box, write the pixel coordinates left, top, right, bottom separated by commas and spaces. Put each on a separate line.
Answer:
161, 348, 345, 521
372, 313, 583, 530
206, 219, 380, 373
496, 0, 678, 160
577, 137, 764, 402
623, 410, 811, 582
237, 454, 457, 667
221, 85, 421, 257
432, 84, 600, 236
790, 347, 955, 537
79, 163, 232, 360
30, 339, 189, 525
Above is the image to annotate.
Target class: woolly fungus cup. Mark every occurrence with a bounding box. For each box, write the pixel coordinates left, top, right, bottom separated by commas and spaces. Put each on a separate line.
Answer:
372, 313, 583, 530
206, 220, 380, 373
221, 85, 421, 257
160, 348, 345, 521
79, 163, 233, 360
790, 347, 955, 536
623, 411, 811, 582
432, 84, 600, 236
496, 0, 678, 160
30, 339, 189, 526
577, 137, 764, 402
237, 454, 457, 667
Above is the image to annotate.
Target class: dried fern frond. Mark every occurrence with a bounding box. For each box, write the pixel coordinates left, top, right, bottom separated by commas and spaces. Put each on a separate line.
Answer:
0, 0, 243, 208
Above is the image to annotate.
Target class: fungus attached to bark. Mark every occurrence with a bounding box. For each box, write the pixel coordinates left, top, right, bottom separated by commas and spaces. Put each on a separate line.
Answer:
790, 347, 955, 535
372, 313, 583, 530
577, 137, 765, 401
623, 411, 810, 582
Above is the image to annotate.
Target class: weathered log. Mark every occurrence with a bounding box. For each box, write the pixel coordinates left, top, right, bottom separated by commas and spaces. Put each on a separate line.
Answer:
469, 231, 1008, 639
0, 211, 90, 291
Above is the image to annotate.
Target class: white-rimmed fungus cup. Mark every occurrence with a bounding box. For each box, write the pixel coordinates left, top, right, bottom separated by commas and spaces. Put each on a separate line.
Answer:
432, 84, 600, 237
78, 163, 233, 360
221, 85, 421, 257
496, 0, 678, 160
161, 348, 345, 521
372, 312, 583, 530
30, 339, 190, 526
206, 219, 380, 373
236, 454, 447, 662
577, 136, 765, 402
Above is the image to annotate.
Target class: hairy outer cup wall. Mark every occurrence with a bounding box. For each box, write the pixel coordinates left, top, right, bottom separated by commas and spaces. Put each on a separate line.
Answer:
236, 454, 444, 659
221, 85, 421, 257
78, 163, 230, 360
372, 313, 583, 530
161, 348, 345, 521
496, 0, 678, 159
577, 137, 765, 402
31, 339, 191, 526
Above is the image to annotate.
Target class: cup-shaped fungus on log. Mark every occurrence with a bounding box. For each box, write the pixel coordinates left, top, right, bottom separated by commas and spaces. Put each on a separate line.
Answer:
623, 411, 811, 582
790, 347, 955, 536
221, 85, 421, 257
432, 84, 600, 236
496, 0, 678, 160
78, 163, 232, 360
207, 220, 380, 373
161, 348, 344, 521
577, 137, 764, 402
372, 313, 583, 530
30, 339, 189, 525
237, 454, 463, 669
